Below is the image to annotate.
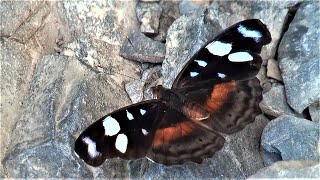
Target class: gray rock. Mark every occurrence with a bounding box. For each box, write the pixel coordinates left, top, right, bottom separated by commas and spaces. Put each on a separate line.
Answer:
120, 31, 166, 63
249, 160, 320, 178
309, 102, 320, 123
136, 2, 162, 35
261, 115, 319, 166
260, 85, 300, 117
129, 115, 270, 179
3, 142, 91, 178
278, 2, 320, 113
151, 0, 181, 42
125, 65, 162, 103
0, 38, 33, 177
267, 59, 283, 81
0, 1, 72, 54
179, 0, 211, 15
63, 1, 141, 81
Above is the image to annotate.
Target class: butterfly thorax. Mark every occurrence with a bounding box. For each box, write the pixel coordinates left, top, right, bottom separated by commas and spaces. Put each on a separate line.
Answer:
153, 85, 210, 121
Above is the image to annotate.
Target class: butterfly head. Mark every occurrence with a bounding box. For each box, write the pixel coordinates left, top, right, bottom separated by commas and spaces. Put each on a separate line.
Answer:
151, 85, 165, 99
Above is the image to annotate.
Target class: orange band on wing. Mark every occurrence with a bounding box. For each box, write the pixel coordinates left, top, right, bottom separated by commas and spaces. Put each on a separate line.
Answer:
206, 81, 236, 113
153, 122, 194, 147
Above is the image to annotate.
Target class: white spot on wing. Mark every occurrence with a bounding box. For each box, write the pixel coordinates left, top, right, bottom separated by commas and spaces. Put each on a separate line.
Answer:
217, 73, 226, 78
228, 52, 253, 62
126, 110, 134, 120
82, 136, 101, 158
237, 25, 262, 42
146, 157, 155, 163
206, 41, 232, 56
115, 133, 128, 153
141, 128, 148, 135
194, 60, 207, 67
190, 72, 199, 77
103, 116, 120, 136
140, 109, 146, 115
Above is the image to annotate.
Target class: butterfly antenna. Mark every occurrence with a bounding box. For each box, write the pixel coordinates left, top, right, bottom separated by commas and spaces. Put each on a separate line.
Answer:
96, 64, 146, 82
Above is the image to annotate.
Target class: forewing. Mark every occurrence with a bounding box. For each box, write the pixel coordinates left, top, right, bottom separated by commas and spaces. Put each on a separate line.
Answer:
147, 109, 225, 165
74, 100, 165, 167
173, 19, 271, 88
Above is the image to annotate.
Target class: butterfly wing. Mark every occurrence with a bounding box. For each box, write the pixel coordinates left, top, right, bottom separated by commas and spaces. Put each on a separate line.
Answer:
169, 19, 270, 134
74, 100, 166, 167
172, 19, 271, 88
147, 108, 225, 165
177, 78, 262, 134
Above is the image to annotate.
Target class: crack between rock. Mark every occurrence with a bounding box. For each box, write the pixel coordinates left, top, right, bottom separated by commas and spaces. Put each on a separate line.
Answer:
274, 2, 302, 60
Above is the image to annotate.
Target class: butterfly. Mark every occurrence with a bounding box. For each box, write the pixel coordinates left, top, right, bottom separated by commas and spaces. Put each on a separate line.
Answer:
74, 19, 272, 166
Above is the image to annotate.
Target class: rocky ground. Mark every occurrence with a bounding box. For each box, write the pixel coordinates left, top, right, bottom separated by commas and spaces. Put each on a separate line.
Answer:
1, 0, 319, 178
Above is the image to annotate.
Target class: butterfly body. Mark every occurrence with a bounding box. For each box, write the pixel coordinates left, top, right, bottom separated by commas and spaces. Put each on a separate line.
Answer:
75, 19, 271, 166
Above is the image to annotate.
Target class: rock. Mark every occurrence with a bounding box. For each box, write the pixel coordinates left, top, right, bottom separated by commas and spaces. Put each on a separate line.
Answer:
179, 0, 211, 15
267, 59, 283, 81
257, 66, 272, 93
261, 115, 319, 166
249, 160, 320, 178
63, 1, 140, 82
260, 85, 300, 117
125, 65, 162, 103
151, 0, 181, 42
129, 115, 270, 179
278, 2, 320, 113
309, 102, 320, 123
136, 2, 162, 35
3, 142, 91, 178
0, 38, 33, 176
0, 1, 72, 55
120, 31, 166, 63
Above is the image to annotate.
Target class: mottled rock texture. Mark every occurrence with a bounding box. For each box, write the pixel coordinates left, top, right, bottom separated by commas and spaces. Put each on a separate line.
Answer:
261, 115, 319, 166
278, 2, 320, 113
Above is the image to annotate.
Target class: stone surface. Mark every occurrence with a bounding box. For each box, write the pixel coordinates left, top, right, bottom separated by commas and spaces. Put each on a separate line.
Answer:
125, 65, 162, 103
129, 115, 270, 179
309, 102, 320, 123
267, 59, 283, 81
163, 1, 293, 87
0, 1, 72, 55
249, 160, 320, 178
260, 84, 300, 118
1, 1, 140, 178
136, 2, 162, 35
63, 1, 141, 82
261, 115, 319, 166
120, 31, 166, 63
179, 0, 211, 15
278, 2, 320, 113
0, 38, 33, 177
151, 0, 181, 42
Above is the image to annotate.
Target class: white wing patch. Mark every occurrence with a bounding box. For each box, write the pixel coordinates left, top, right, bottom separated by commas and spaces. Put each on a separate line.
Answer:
140, 109, 146, 115
237, 25, 262, 42
82, 136, 101, 158
103, 116, 120, 136
115, 133, 128, 153
217, 73, 226, 78
228, 52, 253, 62
190, 72, 199, 77
206, 41, 232, 56
126, 110, 134, 120
194, 60, 207, 67
141, 128, 149, 135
